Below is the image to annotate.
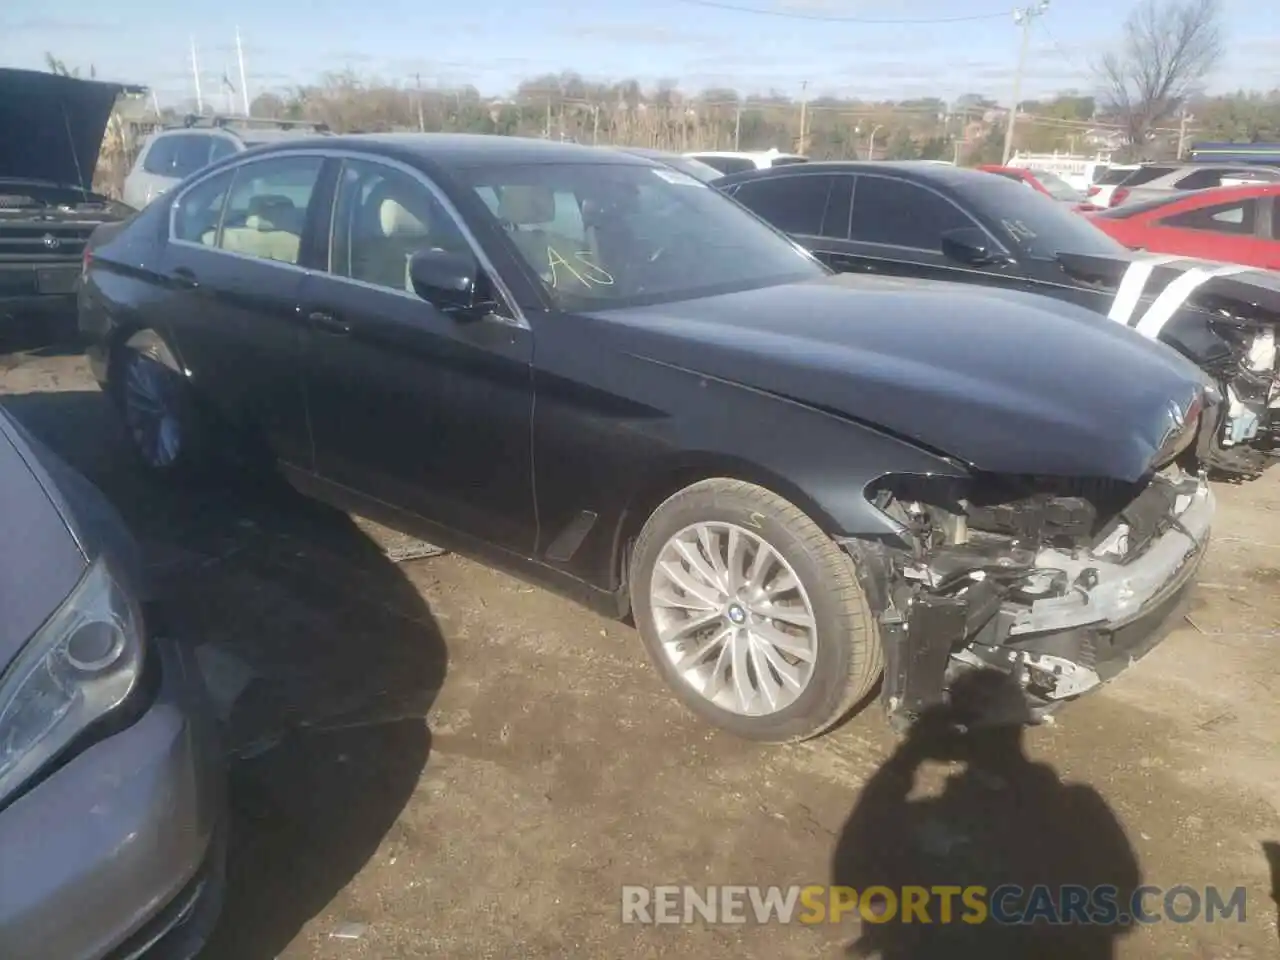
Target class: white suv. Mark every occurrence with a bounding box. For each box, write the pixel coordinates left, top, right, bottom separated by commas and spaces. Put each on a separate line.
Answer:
122, 116, 329, 210
683, 148, 810, 176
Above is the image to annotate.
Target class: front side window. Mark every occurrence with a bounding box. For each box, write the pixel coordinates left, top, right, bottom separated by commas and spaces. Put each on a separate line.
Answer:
330, 158, 470, 292
951, 173, 1128, 259
849, 176, 976, 251
457, 161, 824, 310
1160, 199, 1258, 236
216, 156, 323, 264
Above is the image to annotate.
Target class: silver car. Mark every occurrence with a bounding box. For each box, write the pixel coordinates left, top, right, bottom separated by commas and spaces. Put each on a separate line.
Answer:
0, 408, 224, 960
122, 116, 329, 210
1109, 161, 1280, 207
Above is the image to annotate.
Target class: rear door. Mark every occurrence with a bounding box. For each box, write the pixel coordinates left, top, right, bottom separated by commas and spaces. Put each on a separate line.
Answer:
1149, 195, 1280, 268
160, 153, 329, 468
298, 155, 537, 553
729, 173, 851, 266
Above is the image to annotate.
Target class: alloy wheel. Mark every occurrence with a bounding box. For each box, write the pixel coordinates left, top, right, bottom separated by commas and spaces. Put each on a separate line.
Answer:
648, 520, 818, 716
122, 353, 184, 469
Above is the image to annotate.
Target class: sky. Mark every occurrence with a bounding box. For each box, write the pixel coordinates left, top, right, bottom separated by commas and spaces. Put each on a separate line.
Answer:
3, 0, 1278, 107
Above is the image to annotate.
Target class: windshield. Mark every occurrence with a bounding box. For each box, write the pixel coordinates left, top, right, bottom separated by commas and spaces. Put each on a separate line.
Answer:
1029, 169, 1085, 202
954, 174, 1128, 260
459, 161, 825, 310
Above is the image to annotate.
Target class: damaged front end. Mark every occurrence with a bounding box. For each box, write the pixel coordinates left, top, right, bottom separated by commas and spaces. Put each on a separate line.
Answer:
843, 414, 1214, 730
1198, 315, 1278, 481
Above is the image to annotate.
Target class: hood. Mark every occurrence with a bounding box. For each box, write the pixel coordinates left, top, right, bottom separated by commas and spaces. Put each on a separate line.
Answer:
0, 68, 134, 191
0, 410, 87, 672
593, 274, 1206, 482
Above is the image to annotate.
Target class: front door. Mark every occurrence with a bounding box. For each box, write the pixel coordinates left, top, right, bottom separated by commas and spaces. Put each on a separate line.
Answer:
161, 154, 327, 469
299, 156, 537, 554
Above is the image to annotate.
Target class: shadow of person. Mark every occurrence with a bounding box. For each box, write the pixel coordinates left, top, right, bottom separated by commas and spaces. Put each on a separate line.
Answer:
0, 388, 447, 960
831, 668, 1141, 960
1264, 841, 1280, 948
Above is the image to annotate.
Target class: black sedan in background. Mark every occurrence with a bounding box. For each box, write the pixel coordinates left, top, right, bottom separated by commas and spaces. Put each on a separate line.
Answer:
80, 134, 1212, 738
719, 161, 1280, 481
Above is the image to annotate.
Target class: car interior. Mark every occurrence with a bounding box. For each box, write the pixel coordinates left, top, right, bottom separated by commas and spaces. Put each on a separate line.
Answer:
208, 193, 305, 263
494, 184, 603, 288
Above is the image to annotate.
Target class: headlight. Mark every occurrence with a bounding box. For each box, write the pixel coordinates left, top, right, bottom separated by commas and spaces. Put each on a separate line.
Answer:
0, 557, 145, 806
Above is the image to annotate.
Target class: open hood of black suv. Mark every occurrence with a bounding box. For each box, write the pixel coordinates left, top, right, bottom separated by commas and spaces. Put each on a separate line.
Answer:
0, 68, 139, 192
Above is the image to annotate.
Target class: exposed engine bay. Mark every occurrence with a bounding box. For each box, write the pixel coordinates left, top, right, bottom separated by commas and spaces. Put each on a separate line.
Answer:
1201, 320, 1278, 480
846, 432, 1214, 729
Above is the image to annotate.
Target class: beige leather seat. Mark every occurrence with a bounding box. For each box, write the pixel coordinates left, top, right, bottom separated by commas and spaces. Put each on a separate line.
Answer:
349, 195, 437, 291
219, 194, 304, 263
497, 186, 585, 283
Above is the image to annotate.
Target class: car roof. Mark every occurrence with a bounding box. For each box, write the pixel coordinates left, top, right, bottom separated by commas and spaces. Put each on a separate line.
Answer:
715, 159, 987, 188
253, 132, 657, 167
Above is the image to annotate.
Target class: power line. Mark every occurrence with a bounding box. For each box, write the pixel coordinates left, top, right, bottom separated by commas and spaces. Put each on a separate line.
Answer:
670, 0, 1009, 24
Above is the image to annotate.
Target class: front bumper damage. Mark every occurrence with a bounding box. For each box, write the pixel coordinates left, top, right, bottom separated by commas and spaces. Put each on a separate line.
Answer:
842, 470, 1214, 729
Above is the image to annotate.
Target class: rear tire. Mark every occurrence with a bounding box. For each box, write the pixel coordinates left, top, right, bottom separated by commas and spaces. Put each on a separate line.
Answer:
112, 345, 212, 479
629, 478, 883, 742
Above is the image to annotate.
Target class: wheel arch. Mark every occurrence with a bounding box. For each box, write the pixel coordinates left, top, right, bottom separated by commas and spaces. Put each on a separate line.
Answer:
610, 450, 847, 610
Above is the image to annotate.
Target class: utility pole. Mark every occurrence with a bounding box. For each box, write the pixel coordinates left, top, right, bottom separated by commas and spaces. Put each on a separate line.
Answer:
415, 73, 424, 131
733, 100, 743, 150
235, 26, 250, 114
798, 80, 809, 154
1002, 0, 1050, 166
1177, 108, 1194, 159
189, 37, 204, 114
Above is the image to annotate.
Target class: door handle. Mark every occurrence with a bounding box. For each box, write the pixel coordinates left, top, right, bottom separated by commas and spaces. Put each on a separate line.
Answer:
307, 310, 351, 336
170, 267, 199, 289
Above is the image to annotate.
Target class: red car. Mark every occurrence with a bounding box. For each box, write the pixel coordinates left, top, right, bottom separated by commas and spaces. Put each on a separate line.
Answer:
1087, 184, 1280, 270
976, 165, 1100, 212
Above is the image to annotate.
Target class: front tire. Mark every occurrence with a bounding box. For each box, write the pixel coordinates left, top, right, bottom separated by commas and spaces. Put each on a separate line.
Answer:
629, 478, 882, 742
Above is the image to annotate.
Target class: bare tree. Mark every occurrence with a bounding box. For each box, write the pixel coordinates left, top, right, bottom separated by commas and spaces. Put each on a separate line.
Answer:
43, 52, 96, 79
1097, 0, 1224, 152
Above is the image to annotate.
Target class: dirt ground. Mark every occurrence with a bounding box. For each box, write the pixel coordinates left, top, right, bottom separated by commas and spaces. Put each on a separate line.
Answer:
2, 338, 1278, 959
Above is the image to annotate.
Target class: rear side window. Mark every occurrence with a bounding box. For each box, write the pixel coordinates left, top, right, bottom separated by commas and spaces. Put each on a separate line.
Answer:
733, 175, 845, 237
1173, 167, 1243, 190
141, 137, 178, 175
694, 155, 757, 175
1091, 195, 1182, 220
208, 137, 239, 163
1119, 165, 1178, 187
172, 168, 234, 243
1095, 167, 1136, 185
849, 176, 975, 251
171, 135, 215, 177
1159, 198, 1258, 236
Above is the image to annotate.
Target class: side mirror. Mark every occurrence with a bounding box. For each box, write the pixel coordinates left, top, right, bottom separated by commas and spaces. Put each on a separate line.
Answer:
408, 248, 488, 317
941, 227, 1005, 266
